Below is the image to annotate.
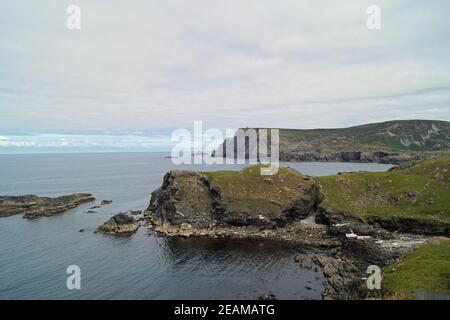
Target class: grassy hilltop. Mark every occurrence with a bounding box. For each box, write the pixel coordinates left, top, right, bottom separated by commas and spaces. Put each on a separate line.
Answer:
317, 157, 450, 234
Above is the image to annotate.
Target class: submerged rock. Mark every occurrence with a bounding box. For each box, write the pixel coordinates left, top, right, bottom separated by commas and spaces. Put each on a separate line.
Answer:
258, 292, 277, 300
0, 193, 95, 219
98, 213, 140, 234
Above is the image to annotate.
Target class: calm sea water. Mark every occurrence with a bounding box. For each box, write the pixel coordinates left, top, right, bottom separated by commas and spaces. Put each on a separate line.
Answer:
0, 153, 391, 299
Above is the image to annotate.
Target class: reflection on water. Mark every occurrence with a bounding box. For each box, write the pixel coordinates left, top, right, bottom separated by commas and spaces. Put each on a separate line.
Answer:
156, 237, 328, 299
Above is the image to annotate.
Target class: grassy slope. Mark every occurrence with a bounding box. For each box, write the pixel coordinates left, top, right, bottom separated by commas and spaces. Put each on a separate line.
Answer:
280, 120, 450, 152
202, 166, 314, 218
381, 238, 450, 299
317, 157, 450, 224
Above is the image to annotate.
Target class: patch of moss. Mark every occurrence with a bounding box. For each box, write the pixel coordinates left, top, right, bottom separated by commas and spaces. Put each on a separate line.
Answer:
381, 238, 450, 299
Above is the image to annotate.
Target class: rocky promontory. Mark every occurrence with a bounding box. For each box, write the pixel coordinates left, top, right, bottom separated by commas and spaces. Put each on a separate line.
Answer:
0, 193, 95, 219
145, 166, 336, 246
145, 158, 450, 299
98, 213, 140, 234
212, 120, 450, 164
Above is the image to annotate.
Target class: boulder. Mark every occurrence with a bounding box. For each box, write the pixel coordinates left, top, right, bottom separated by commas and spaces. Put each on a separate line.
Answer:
98, 213, 140, 234
258, 292, 277, 300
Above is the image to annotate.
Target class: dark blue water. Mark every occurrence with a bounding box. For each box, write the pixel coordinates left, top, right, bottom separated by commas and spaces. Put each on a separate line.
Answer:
0, 153, 391, 299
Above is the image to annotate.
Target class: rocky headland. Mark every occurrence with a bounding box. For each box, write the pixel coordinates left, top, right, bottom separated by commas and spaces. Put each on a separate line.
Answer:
145, 157, 450, 299
212, 120, 450, 164
0, 193, 95, 219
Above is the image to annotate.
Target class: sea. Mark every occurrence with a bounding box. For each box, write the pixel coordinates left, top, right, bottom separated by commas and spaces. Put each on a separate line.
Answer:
0, 152, 391, 299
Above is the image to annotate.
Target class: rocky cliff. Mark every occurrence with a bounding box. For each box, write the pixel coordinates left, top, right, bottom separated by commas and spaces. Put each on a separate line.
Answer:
212, 120, 450, 164
147, 166, 318, 229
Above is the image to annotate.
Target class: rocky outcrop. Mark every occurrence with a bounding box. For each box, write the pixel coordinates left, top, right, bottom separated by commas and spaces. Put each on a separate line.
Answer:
98, 213, 140, 234
0, 193, 95, 219
146, 167, 319, 231
293, 235, 426, 299
279, 150, 428, 164
259, 292, 277, 300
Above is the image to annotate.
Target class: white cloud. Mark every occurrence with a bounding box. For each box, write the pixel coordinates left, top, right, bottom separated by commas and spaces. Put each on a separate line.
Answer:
0, 0, 449, 134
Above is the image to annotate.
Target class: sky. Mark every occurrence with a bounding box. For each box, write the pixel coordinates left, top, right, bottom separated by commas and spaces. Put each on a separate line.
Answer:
0, 0, 449, 152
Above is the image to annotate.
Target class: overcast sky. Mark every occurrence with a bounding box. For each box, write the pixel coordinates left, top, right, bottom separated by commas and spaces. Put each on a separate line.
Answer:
1, 0, 449, 137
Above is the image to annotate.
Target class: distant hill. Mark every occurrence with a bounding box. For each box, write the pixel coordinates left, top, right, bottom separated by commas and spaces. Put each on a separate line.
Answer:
212, 120, 450, 164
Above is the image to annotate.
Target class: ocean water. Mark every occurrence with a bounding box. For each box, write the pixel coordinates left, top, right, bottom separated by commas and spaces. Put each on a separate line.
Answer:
0, 153, 391, 299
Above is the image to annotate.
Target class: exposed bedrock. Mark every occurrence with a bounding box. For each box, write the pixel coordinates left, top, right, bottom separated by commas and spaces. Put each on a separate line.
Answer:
98, 213, 140, 234
0, 193, 95, 219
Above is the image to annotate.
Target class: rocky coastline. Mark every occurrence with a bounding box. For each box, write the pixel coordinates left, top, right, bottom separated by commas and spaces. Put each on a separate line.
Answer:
144, 158, 450, 299
212, 120, 450, 165
0, 193, 95, 219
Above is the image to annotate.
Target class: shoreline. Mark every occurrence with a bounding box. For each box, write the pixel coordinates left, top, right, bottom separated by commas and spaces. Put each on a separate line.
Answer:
144, 209, 433, 300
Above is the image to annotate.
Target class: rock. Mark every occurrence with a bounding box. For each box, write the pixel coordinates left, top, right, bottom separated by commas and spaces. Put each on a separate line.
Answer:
180, 222, 192, 230
316, 210, 394, 239
79, 229, 84, 232
0, 193, 95, 219
345, 231, 358, 239
90, 205, 100, 209
264, 178, 274, 185
128, 210, 142, 215
97, 213, 140, 234
258, 292, 277, 300
294, 254, 315, 269
85, 210, 97, 214
368, 182, 381, 190
101, 200, 113, 205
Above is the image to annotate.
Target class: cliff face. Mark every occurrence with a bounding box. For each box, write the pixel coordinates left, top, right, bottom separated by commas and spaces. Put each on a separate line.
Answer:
212, 120, 450, 164
147, 166, 318, 229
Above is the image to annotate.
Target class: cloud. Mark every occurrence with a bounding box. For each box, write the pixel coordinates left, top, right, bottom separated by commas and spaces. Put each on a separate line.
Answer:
0, 133, 174, 153
0, 131, 225, 153
0, 0, 449, 134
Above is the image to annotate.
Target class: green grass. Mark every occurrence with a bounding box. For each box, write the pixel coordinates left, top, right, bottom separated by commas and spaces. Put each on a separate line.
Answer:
202, 166, 313, 217
317, 158, 450, 224
381, 238, 450, 299
279, 120, 450, 153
